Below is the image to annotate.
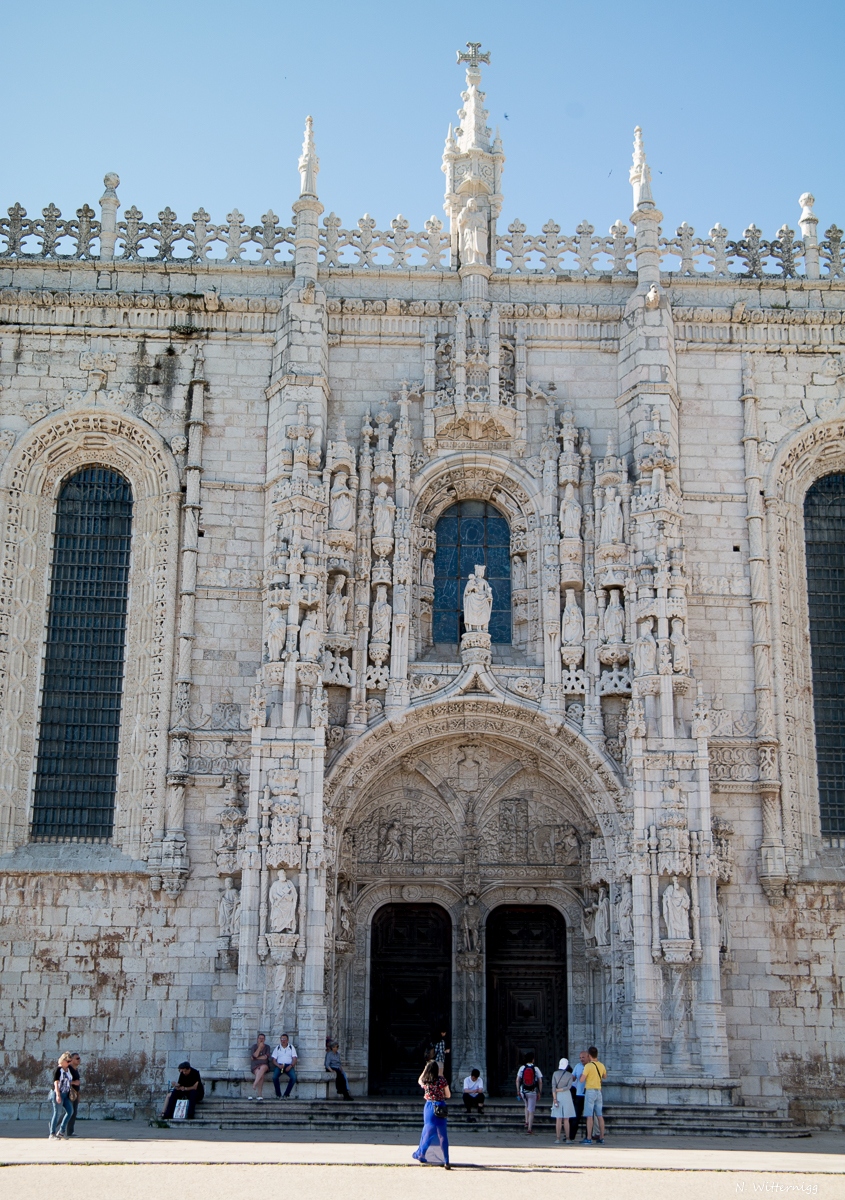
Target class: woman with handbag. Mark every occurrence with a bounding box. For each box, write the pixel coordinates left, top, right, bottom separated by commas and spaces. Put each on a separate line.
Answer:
412, 1059, 451, 1168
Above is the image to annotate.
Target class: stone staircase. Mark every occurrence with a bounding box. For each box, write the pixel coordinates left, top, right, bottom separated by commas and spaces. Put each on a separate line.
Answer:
165, 1096, 810, 1138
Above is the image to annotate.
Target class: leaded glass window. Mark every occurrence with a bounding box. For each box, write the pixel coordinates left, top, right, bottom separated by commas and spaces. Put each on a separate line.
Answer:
433, 500, 511, 645
805, 473, 845, 837
30, 467, 133, 843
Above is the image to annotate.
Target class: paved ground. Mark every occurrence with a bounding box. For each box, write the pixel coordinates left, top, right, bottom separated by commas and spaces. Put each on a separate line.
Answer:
1, 1121, 841, 1200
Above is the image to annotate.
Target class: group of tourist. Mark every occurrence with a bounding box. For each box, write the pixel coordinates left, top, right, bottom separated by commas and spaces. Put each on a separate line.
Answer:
413, 1045, 608, 1167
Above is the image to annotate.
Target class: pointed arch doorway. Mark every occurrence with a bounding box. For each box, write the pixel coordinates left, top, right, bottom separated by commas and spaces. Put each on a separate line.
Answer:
368, 903, 452, 1095
485, 905, 568, 1095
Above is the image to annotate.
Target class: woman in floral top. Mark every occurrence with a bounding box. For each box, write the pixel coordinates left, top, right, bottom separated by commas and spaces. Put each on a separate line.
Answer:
412, 1059, 451, 1168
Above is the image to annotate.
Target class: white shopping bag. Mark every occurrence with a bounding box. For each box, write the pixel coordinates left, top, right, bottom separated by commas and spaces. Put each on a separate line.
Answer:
173, 1098, 189, 1120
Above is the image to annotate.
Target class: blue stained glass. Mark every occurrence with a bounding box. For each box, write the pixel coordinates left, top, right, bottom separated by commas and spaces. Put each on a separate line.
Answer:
432, 500, 512, 645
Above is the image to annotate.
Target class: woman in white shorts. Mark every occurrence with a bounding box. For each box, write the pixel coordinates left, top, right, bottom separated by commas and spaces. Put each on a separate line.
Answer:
550, 1057, 576, 1142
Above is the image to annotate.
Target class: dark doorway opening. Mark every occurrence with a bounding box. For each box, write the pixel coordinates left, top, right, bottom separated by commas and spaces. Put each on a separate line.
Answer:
368, 903, 451, 1095
485, 905, 567, 1096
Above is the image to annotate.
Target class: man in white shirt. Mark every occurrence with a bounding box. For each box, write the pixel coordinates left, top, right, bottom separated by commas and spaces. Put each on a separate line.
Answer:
271, 1033, 298, 1098
462, 1068, 485, 1118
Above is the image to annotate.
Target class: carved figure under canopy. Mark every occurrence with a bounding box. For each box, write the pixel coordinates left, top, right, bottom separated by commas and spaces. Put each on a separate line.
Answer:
371, 584, 392, 644
329, 470, 355, 531
338, 886, 354, 941
662, 875, 691, 940
463, 564, 493, 632
603, 589, 625, 644
599, 486, 623, 545
421, 553, 435, 587
559, 483, 582, 540
372, 482, 396, 541
267, 604, 287, 662
269, 874, 298, 933
617, 886, 633, 941
561, 588, 584, 646
670, 617, 690, 673
326, 575, 349, 634
461, 893, 481, 952
457, 197, 488, 266
299, 610, 323, 661
633, 617, 657, 675
594, 886, 611, 947
380, 820, 404, 862
218, 877, 241, 938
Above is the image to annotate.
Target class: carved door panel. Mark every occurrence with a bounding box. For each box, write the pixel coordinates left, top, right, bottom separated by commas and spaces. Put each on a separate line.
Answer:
369, 903, 451, 1095
485, 905, 567, 1096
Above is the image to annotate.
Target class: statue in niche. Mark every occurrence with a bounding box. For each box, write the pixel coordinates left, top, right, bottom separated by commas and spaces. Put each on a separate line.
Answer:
372, 482, 396, 540
329, 470, 354, 531
617, 885, 633, 942
461, 894, 481, 953
269, 873, 298, 933
457, 197, 488, 266
633, 617, 657, 675
299, 610, 323, 662
463, 565, 493, 632
218, 877, 241, 939
561, 589, 584, 645
421, 553, 435, 588
717, 890, 731, 954
267, 604, 287, 662
599, 486, 623, 545
603, 589, 625, 644
559, 483, 582, 540
371, 584, 392, 644
670, 617, 690, 673
338, 887, 354, 941
380, 820, 405, 862
594, 887, 611, 947
326, 576, 349, 635
662, 875, 691, 940
456, 745, 482, 792
581, 902, 596, 946
511, 555, 526, 590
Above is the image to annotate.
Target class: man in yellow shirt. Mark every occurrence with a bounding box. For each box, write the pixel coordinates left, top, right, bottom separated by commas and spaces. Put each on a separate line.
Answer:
579, 1045, 607, 1144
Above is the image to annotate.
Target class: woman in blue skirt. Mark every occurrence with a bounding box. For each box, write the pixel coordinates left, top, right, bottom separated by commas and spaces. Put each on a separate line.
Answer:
412, 1059, 451, 1168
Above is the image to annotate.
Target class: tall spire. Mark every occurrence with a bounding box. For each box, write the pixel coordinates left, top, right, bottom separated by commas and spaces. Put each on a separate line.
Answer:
629, 125, 654, 211
298, 115, 319, 199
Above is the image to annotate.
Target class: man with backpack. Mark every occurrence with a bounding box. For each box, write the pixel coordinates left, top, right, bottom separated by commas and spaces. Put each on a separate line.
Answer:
516, 1053, 543, 1134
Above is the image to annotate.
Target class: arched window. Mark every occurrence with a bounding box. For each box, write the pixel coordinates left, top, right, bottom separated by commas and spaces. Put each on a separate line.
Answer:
433, 500, 511, 645
31, 467, 133, 843
804, 473, 845, 837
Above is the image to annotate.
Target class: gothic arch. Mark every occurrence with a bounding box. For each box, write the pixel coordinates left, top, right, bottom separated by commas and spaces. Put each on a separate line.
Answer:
0, 411, 181, 860
764, 417, 845, 857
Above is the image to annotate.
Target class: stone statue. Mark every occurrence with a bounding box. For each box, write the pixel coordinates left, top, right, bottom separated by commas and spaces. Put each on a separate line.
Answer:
670, 617, 690, 673
633, 617, 657, 675
461, 893, 481, 953
421, 553, 435, 587
338, 886, 354, 941
594, 887, 611, 947
329, 470, 354, 531
372, 482, 396, 540
561, 589, 584, 645
599, 486, 623, 545
299, 610, 323, 661
603, 589, 625, 644
269, 874, 298, 933
326, 575, 348, 634
717, 890, 731, 954
581, 903, 596, 946
662, 875, 691, 940
371, 584, 392, 644
617, 886, 633, 942
380, 820, 404, 862
463, 565, 493, 632
267, 604, 287, 662
218, 877, 241, 939
511, 555, 526, 590
559, 483, 582, 540
457, 197, 488, 266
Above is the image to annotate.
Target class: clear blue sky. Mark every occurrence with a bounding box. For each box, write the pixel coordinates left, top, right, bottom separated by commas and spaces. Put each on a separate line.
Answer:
3, 0, 844, 243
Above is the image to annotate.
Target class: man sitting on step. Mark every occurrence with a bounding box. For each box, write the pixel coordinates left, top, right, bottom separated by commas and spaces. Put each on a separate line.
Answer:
324, 1041, 354, 1101
462, 1068, 485, 1118
271, 1033, 298, 1099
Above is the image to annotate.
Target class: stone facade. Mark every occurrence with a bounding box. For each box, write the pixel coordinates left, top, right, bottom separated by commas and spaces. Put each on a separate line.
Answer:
1, 48, 844, 1121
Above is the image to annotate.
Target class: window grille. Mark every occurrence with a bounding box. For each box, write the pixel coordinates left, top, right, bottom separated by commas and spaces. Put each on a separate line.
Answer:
30, 467, 133, 843
804, 473, 845, 837
433, 500, 511, 644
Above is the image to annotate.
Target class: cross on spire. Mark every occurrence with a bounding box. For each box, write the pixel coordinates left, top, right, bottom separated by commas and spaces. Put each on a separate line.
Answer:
457, 42, 490, 69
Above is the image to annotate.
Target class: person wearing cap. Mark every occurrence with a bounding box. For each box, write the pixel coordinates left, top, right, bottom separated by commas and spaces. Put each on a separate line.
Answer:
160, 1061, 205, 1120
324, 1040, 353, 1101
550, 1057, 576, 1142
